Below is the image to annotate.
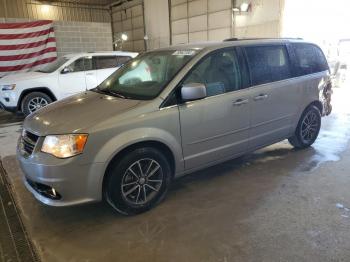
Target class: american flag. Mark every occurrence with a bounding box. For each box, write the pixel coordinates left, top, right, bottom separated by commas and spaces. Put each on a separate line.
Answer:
0, 20, 57, 78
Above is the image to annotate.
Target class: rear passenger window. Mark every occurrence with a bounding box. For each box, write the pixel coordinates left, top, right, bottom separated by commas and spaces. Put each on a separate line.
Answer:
117, 56, 132, 66
245, 45, 292, 86
95, 56, 118, 70
95, 56, 132, 70
183, 49, 245, 97
292, 43, 329, 76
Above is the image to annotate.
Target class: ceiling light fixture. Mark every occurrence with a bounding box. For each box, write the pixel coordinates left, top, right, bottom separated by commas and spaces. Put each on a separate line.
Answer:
240, 2, 250, 12
121, 33, 128, 41
41, 4, 50, 13
233, 2, 251, 13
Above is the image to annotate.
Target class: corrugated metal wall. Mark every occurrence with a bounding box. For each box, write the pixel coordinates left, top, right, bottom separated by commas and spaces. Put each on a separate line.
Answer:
170, 0, 233, 44
0, 0, 110, 22
111, 2, 146, 52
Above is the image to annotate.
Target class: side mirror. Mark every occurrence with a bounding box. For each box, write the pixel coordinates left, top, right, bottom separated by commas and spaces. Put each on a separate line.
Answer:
181, 83, 206, 101
61, 67, 72, 74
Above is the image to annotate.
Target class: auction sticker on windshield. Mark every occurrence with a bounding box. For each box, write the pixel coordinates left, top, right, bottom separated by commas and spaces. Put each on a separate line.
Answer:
172, 50, 196, 56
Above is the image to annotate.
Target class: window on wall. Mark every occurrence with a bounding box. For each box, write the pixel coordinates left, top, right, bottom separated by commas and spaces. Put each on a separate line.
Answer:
244, 45, 292, 86
292, 43, 329, 76
183, 49, 243, 97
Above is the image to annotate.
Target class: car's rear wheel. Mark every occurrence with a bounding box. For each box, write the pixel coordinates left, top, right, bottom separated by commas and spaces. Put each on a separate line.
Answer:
288, 105, 321, 149
105, 147, 172, 215
22, 92, 52, 116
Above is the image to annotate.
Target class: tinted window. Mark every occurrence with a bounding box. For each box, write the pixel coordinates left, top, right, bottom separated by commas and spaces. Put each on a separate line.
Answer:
69, 57, 93, 72
83, 57, 93, 71
292, 43, 329, 76
117, 56, 132, 66
95, 56, 132, 70
96, 56, 118, 69
183, 50, 243, 97
245, 45, 292, 86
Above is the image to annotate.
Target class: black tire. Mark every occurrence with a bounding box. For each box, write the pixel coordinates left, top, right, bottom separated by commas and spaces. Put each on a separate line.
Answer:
22, 92, 52, 117
105, 147, 172, 215
288, 105, 321, 149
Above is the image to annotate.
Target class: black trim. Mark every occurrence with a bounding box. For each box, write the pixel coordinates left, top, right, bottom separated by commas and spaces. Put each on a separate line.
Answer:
0, 102, 17, 113
26, 178, 62, 200
224, 37, 303, 42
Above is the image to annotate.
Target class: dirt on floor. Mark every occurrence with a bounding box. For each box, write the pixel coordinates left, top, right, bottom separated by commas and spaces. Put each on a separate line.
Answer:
1, 88, 350, 262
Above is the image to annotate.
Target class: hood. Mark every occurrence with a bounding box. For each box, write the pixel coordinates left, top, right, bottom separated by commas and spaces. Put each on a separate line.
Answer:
24, 91, 142, 136
0, 71, 48, 83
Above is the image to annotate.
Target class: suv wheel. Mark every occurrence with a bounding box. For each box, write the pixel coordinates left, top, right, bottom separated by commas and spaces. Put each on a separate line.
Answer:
288, 105, 321, 149
105, 147, 172, 215
22, 92, 52, 116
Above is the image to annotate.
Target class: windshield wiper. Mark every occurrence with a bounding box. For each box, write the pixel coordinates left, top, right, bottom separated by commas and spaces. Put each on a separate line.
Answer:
107, 90, 126, 99
94, 88, 126, 99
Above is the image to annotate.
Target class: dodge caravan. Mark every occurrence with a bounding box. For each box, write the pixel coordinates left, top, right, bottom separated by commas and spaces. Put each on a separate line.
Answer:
17, 39, 332, 215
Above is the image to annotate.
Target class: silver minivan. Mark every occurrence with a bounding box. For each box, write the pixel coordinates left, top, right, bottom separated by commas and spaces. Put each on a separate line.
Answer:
17, 39, 332, 215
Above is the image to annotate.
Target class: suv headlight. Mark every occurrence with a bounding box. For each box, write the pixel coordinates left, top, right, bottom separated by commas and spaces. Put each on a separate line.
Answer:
41, 134, 88, 158
2, 84, 16, 91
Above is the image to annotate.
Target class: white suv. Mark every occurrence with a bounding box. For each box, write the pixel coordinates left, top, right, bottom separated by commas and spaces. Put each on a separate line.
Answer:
0, 51, 138, 116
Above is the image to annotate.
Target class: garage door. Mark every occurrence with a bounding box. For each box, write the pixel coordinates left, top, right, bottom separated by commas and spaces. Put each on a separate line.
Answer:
112, 3, 146, 52
170, 0, 233, 45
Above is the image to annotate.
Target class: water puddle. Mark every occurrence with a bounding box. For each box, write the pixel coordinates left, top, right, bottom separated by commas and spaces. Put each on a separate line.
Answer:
298, 88, 350, 172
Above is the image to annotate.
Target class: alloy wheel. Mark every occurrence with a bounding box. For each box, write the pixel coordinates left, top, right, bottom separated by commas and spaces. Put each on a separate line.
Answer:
28, 97, 49, 113
121, 158, 163, 205
301, 111, 319, 143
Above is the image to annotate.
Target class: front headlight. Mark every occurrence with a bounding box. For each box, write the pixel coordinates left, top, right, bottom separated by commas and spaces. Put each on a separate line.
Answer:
2, 84, 16, 91
41, 134, 88, 158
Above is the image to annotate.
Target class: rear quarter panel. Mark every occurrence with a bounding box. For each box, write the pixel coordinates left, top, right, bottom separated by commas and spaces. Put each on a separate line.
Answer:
290, 71, 330, 132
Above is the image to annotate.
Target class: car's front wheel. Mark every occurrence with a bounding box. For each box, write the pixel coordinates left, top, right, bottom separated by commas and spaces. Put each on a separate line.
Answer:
22, 92, 52, 116
288, 105, 321, 149
105, 147, 172, 215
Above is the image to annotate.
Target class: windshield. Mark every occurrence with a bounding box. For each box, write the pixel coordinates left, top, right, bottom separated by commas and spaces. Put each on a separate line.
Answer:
37, 57, 69, 73
95, 50, 198, 100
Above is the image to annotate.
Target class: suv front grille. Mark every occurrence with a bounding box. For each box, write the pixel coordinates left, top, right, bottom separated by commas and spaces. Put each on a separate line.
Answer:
21, 130, 39, 156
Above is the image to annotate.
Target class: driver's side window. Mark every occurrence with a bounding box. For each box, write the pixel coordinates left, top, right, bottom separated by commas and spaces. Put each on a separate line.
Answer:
183, 49, 242, 97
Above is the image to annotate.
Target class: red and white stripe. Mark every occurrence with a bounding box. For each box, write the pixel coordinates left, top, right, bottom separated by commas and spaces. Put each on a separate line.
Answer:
0, 20, 57, 77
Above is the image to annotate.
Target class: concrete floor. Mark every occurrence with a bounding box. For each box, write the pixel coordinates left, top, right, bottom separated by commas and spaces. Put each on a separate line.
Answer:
1, 88, 350, 262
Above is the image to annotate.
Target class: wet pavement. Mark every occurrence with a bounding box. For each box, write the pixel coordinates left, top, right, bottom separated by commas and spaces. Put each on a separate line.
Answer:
1, 88, 350, 262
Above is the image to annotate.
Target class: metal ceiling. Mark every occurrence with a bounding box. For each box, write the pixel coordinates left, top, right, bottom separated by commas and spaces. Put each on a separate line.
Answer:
39, 0, 134, 7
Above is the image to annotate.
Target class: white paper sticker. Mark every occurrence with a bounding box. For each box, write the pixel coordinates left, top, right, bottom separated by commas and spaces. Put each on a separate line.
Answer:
172, 50, 196, 56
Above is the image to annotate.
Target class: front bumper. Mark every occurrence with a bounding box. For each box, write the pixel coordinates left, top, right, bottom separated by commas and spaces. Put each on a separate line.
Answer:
0, 90, 18, 112
17, 147, 106, 207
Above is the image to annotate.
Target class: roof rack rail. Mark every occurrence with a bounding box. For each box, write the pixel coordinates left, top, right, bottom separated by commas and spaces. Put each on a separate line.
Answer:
223, 37, 303, 42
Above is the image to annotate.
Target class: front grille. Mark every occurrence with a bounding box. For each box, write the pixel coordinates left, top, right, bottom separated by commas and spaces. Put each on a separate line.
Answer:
21, 130, 39, 156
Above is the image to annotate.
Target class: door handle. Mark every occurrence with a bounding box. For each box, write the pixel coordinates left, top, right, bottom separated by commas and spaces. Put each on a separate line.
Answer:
254, 94, 268, 101
86, 72, 94, 76
233, 99, 249, 106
